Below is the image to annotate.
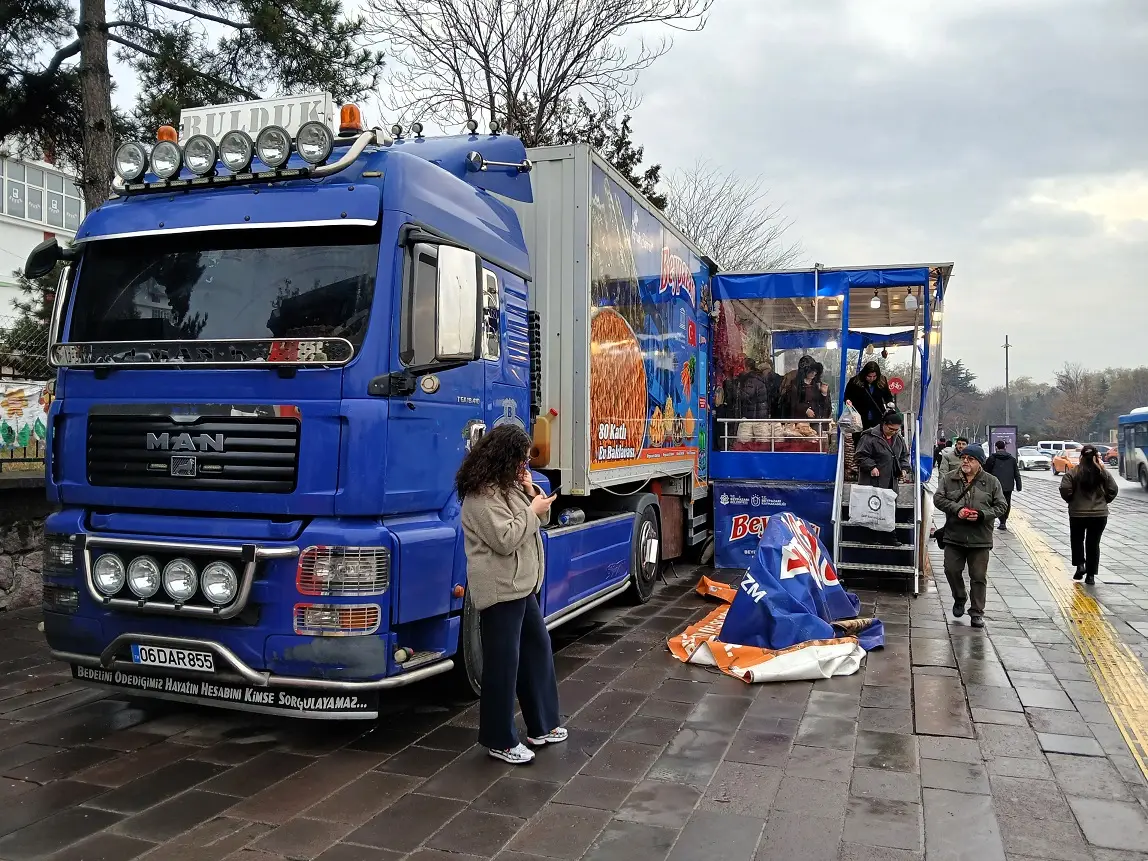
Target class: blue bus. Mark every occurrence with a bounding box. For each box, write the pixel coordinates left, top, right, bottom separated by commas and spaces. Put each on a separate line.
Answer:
1117, 408, 1148, 490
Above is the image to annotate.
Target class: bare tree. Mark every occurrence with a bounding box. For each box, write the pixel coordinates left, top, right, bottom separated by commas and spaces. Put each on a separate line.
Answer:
663, 160, 801, 270
365, 0, 712, 145
1050, 362, 1107, 440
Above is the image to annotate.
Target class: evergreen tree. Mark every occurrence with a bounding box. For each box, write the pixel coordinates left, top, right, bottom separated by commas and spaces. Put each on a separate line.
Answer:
0, 262, 60, 380
1, 0, 383, 212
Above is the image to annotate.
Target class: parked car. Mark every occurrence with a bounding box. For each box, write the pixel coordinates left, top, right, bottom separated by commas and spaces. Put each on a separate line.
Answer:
1018, 446, 1051, 470
1052, 448, 1081, 476
1095, 444, 1119, 465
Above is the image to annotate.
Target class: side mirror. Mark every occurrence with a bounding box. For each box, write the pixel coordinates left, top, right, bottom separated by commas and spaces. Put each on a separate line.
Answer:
435, 245, 481, 362
25, 237, 63, 279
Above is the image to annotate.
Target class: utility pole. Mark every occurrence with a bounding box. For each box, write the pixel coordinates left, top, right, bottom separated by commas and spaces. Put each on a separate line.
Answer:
1003, 335, 1011, 425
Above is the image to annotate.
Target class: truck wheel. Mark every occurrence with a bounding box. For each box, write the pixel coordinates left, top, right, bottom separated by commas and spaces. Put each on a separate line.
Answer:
627, 506, 661, 604
452, 592, 482, 699
1140, 467, 1148, 492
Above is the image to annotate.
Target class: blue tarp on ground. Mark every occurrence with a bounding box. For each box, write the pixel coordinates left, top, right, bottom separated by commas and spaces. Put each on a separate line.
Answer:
669, 512, 884, 682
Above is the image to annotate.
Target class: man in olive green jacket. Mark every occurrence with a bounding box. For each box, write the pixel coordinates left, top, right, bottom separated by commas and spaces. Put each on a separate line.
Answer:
933, 444, 1009, 627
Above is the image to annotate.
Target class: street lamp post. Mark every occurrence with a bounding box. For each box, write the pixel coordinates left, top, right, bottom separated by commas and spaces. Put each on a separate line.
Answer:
1003, 335, 1011, 425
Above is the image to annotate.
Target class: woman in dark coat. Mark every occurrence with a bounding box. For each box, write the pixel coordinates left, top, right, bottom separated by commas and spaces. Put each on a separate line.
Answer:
781, 356, 832, 420
844, 361, 895, 430
855, 411, 911, 489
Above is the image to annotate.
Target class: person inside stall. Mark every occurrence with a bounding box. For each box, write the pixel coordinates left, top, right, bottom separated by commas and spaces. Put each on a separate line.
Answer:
726, 358, 781, 448
781, 355, 832, 421
844, 362, 896, 431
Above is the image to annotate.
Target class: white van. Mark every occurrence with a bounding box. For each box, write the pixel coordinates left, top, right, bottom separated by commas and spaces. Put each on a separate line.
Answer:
1037, 440, 1082, 456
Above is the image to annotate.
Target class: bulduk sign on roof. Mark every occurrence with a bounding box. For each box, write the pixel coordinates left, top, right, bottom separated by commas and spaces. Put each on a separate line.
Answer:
178, 93, 336, 142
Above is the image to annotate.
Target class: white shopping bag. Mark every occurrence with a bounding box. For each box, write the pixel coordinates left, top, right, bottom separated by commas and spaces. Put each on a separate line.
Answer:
848, 484, 898, 532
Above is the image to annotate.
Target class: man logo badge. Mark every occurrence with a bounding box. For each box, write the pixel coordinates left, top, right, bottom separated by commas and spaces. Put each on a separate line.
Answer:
170, 455, 197, 477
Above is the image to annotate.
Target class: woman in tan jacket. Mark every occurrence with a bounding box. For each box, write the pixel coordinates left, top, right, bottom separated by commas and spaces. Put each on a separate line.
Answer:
457, 424, 564, 765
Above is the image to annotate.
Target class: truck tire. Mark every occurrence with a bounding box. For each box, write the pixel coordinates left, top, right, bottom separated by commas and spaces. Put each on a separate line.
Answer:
452, 592, 483, 699
627, 505, 661, 604
1140, 466, 1148, 492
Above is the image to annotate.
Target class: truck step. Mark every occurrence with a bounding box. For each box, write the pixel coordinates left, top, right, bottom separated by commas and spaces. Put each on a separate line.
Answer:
837, 561, 918, 575
399, 650, 447, 671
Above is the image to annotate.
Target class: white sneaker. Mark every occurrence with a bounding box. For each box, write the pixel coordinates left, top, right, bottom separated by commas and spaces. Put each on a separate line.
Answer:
527, 727, 569, 746
488, 743, 535, 765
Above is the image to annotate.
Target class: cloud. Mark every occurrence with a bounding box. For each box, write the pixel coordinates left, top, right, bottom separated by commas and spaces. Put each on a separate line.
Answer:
629, 0, 1148, 385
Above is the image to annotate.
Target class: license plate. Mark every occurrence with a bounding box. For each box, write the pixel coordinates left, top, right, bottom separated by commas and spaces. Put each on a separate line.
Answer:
131, 644, 215, 673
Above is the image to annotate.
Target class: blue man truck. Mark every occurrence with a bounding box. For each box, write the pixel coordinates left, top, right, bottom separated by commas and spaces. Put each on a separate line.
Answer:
28, 95, 713, 718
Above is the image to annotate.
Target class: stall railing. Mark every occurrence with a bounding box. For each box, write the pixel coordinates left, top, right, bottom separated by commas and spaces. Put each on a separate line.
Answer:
715, 418, 837, 454
913, 414, 923, 596
831, 423, 847, 570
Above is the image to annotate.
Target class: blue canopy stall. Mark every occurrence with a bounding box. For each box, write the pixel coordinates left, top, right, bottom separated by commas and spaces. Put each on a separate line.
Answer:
707, 263, 954, 593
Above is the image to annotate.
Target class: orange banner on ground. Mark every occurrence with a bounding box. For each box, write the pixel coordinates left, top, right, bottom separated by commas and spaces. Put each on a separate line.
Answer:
668, 577, 867, 683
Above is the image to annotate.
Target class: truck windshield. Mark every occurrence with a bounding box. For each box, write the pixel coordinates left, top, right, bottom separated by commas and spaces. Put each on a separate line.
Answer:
68, 226, 379, 346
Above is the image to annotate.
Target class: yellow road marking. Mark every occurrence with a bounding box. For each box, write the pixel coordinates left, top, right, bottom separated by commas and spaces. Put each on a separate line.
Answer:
1012, 515, 1148, 780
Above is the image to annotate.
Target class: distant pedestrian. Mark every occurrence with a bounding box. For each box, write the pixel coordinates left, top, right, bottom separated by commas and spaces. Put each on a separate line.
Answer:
456, 424, 566, 765
933, 444, 1009, 628
938, 437, 968, 475
1059, 444, 1119, 585
984, 440, 1022, 530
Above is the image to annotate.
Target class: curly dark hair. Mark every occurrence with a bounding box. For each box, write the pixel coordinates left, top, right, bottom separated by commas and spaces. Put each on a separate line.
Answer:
455, 424, 532, 500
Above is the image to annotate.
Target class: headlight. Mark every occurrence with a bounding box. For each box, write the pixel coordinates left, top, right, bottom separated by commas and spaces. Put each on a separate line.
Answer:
201, 561, 238, 605
114, 142, 149, 182
184, 135, 218, 176
296, 121, 334, 165
127, 556, 161, 598
255, 125, 292, 169
219, 130, 254, 172
150, 140, 183, 179
93, 554, 126, 595
162, 558, 198, 602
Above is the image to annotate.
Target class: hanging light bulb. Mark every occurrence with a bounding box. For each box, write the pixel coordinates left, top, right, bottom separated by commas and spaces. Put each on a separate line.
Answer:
904, 288, 918, 311
865, 343, 875, 356
870, 290, 881, 309
881, 347, 889, 359
826, 338, 839, 350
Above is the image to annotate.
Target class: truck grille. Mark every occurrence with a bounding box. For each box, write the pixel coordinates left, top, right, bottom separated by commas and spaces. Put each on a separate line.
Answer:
87, 415, 300, 492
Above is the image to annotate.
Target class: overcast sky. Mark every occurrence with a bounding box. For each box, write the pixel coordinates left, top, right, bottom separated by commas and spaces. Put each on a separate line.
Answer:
102, 0, 1145, 387
626, 0, 1147, 387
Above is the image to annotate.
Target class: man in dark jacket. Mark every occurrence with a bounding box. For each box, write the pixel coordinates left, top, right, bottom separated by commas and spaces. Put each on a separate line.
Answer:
933, 444, 1009, 627
984, 440, 1022, 531
855, 411, 911, 490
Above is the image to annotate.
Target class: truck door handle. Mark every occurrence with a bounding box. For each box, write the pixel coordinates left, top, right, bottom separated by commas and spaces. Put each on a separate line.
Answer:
465, 420, 486, 451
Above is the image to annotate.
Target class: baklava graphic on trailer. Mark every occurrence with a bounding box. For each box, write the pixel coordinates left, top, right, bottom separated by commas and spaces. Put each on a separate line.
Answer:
588, 164, 706, 480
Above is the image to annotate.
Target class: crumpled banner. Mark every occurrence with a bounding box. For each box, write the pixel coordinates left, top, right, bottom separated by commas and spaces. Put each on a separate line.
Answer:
669, 512, 884, 683
0, 382, 49, 450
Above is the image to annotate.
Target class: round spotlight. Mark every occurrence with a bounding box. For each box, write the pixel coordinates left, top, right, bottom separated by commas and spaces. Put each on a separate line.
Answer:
410, 122, 424, 137
114, 142, 149, 182
184, 134, 218, 176
162, 558, 198, 602
93, 554, 126, 596
465, 118, 479, 133
219, 130, 254, 172
201, 561, 239, 606
295, 121, 334, 165
391, 123, 403, 137
255, 125, 292, 169
490, 120, 503, 134
127, 556, 161, 599
150, 140, 183, 179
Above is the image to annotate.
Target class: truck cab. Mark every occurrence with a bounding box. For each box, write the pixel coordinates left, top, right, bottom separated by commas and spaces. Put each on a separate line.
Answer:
33, 98, 693, 718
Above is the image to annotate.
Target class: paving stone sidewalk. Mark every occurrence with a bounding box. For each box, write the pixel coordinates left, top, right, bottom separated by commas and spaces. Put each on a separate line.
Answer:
0, 483, 1147, 860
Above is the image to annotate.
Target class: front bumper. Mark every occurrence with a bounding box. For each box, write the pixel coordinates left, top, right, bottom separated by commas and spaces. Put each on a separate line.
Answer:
57, 632, 454, 719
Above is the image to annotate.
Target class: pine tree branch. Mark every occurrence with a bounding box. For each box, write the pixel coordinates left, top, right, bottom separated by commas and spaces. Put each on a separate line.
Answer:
45, 38, 81, 75
141, 0, 253, 29
106, 33, 261, 99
